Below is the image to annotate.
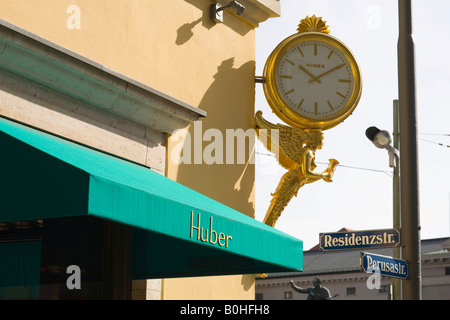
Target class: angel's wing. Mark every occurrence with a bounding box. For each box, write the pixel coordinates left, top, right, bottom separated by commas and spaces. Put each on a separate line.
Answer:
255, 111, 310, 170
263, 169, 306, 227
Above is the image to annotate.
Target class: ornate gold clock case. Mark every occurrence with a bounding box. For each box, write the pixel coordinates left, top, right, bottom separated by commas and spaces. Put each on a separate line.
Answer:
255, 16, 362, 230
262, 16, 362, 130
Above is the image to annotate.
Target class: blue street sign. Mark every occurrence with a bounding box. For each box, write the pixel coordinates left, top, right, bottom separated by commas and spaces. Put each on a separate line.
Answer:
319, 229, 400, 252
360, 252, 408, 280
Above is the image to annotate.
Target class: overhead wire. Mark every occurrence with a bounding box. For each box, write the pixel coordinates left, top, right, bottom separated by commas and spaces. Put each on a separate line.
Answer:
419, 133, 450, 136
418, 133, 450, 148
255, 152, 393, 176
256, 132, 449, 176
418, 138, 450, 147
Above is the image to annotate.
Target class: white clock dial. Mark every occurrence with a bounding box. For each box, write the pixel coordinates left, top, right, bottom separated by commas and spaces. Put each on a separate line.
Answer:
276, 41, 354, 120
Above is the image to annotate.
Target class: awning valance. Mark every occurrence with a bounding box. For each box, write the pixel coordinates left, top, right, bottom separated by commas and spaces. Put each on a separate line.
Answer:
0, 116, 302, 278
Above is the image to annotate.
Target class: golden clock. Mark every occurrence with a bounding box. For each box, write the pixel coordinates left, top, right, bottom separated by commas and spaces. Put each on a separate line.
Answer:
262, 15, 362, 130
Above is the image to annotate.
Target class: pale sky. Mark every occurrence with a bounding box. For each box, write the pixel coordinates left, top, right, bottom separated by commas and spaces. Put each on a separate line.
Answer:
255, 0, 450, 250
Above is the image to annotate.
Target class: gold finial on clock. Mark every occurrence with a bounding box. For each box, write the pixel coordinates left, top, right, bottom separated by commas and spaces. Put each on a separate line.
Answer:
297, 15, 330, 34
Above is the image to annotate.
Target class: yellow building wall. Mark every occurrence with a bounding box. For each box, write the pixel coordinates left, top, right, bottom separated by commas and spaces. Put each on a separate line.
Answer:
0, 0, 256, 299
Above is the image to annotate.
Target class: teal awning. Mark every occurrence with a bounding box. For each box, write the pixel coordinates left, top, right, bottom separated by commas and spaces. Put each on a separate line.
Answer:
0, 116, 302, 278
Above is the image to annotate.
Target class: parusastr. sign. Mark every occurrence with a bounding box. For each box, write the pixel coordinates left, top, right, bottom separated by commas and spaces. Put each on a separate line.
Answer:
319, 229, 400, 252
361, 252, 408, 279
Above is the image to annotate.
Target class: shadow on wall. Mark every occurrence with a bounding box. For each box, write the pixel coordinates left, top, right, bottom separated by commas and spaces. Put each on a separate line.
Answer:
169, 0, 257, 217
176, 17, 203, 45
178, 0, 252, 46
170, 57, 256, 218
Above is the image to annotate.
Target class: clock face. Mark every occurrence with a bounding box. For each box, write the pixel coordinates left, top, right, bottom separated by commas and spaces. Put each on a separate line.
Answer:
263, 32, 362, 130
277, 41, 353, 119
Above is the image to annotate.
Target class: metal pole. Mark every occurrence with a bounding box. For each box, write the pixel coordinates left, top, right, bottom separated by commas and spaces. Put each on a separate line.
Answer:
392, 99, 402, 300
397, 0, 422, 299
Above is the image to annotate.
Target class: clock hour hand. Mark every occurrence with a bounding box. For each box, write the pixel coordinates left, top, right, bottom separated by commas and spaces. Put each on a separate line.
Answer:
298, 65, 321, 83
308, 63, 346, 83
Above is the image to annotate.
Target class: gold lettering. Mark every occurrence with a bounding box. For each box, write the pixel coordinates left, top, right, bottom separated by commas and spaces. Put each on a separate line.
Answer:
210, 217, 217, 244
388, 233, 394, 243
376, 234, 383, 244
362, 235, 369, 245
332, 237, 338, 246
200, 227, 209, 242
190, 212, 232, 248
218, 233, 226, 246
190, 211, 201, 240
324, 235, 331, 247
226, 235, 232, 248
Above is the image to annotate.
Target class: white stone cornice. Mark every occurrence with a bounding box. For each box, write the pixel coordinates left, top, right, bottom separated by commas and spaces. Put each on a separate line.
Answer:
0, 19, 206, 134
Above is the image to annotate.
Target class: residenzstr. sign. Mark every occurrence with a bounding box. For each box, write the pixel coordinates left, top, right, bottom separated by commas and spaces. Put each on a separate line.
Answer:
319, 229, 400, 251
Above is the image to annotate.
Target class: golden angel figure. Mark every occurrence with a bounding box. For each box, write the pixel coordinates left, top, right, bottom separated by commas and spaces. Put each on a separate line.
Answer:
255, 111, 339, 227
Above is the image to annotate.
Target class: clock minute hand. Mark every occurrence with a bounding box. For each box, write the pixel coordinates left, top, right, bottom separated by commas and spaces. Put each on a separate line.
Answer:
298, 65, 321, 83
308, 63, 346, 83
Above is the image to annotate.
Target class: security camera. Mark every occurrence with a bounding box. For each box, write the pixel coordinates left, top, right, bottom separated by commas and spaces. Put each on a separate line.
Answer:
211, 1, 246, 23
228, 1, 245, 15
